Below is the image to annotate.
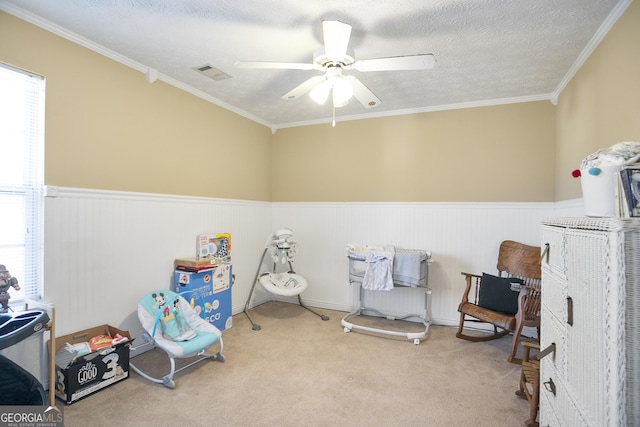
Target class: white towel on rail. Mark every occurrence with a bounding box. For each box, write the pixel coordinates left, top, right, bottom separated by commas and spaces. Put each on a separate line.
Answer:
362, 246, 395, 291
392, 251, 423, 285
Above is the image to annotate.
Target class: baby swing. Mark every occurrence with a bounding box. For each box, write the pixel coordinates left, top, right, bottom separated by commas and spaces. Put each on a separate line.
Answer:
243, 228, 329, 330
130, 289, 224, 389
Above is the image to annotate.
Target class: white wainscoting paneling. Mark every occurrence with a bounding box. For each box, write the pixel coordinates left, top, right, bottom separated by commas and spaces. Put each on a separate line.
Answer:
44, 187, 271, 340
43, 187, 581, 342
554, 198, 585, 216
271, 201, 557, 327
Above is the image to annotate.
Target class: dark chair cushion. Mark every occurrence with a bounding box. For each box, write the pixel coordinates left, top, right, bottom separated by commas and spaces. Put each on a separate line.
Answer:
477, 273, 524, 315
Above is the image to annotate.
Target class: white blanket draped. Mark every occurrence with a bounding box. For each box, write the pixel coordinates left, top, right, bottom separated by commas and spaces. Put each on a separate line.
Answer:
362, 246, 395, 291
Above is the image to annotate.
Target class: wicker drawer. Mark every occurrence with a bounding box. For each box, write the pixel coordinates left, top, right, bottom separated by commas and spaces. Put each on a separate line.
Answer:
540, 307, 566, 377
539, 385, 561, 427
542, 225, 565, 278
541, 267, 567, 324
539, 364, 589, 427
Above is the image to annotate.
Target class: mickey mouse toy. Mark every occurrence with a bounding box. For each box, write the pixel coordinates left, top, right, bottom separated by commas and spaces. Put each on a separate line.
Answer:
0, 264, 20, 313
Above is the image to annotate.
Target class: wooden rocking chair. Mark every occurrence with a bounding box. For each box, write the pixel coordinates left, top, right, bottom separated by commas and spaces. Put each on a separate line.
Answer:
456, 240, 541, 364
516, 340, 541, 427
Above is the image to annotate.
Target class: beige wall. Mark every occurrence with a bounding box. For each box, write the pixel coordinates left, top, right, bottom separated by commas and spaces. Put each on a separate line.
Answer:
272, 102, 556, 202
555, 0, 640, 200
0, 12, 273, 201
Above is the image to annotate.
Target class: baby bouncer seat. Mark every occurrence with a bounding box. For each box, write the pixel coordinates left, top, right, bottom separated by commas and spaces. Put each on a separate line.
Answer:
243, 228, 329, 330
130, 290, 224, 389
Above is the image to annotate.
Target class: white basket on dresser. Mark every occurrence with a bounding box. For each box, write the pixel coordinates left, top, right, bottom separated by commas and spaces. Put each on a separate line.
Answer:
540, 217, 640, 427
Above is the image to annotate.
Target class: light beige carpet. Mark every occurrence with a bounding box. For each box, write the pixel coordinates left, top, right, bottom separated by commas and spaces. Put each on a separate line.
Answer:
62, 302, 530, 426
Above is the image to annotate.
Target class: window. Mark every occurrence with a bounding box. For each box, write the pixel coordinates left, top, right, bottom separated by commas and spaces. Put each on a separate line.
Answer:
0, 62, 45, 306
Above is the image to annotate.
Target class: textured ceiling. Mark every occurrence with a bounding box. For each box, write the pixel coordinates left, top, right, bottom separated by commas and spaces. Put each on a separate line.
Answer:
0, 0, 627, 130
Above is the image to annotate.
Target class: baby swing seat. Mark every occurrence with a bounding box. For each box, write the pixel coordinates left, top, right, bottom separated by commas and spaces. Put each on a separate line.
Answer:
130, 290, 224, 389
244, 228, 329, 330
258, 272, 308, 297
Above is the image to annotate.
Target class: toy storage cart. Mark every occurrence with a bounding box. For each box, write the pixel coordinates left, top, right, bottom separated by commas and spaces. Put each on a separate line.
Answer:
341, 247, 432, 345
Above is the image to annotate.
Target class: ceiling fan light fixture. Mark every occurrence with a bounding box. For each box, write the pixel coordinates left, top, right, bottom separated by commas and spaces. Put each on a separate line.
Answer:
332, 77, 354, 106
333, 94, 349, 108
309, 80, 331, 104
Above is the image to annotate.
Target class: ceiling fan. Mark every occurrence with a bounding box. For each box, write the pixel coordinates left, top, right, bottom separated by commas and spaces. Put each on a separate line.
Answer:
235, 20, 435, 114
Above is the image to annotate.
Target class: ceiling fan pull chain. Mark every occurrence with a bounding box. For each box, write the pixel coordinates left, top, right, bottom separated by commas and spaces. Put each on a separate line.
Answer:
332, 98, 336, 127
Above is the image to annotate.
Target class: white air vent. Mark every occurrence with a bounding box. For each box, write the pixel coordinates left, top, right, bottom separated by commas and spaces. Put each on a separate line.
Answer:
193, 64, 231, 81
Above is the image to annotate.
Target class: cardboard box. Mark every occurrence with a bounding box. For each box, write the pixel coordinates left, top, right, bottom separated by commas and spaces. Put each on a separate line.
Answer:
175, 257, 217, 269
174, 263, 233, 331
195, 233, 231, 262
53, 325, 132, 404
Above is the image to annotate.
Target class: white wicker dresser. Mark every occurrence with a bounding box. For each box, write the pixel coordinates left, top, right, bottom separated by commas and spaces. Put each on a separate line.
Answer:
540, 218, 640, 426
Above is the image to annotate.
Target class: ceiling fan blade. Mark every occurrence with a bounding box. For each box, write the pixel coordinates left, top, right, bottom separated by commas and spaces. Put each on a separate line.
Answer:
351, 54, 436, 72
344, 76, 381, 108
322, 20, 352, 61
235, 61, 323, 71
282, 75, 326, 100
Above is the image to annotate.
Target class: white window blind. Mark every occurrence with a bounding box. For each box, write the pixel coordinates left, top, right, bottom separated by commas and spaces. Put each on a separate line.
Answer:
0, 62, 45, 304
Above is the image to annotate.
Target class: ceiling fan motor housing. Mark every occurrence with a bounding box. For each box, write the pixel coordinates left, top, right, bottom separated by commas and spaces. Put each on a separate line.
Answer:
313, 47, 355, 68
